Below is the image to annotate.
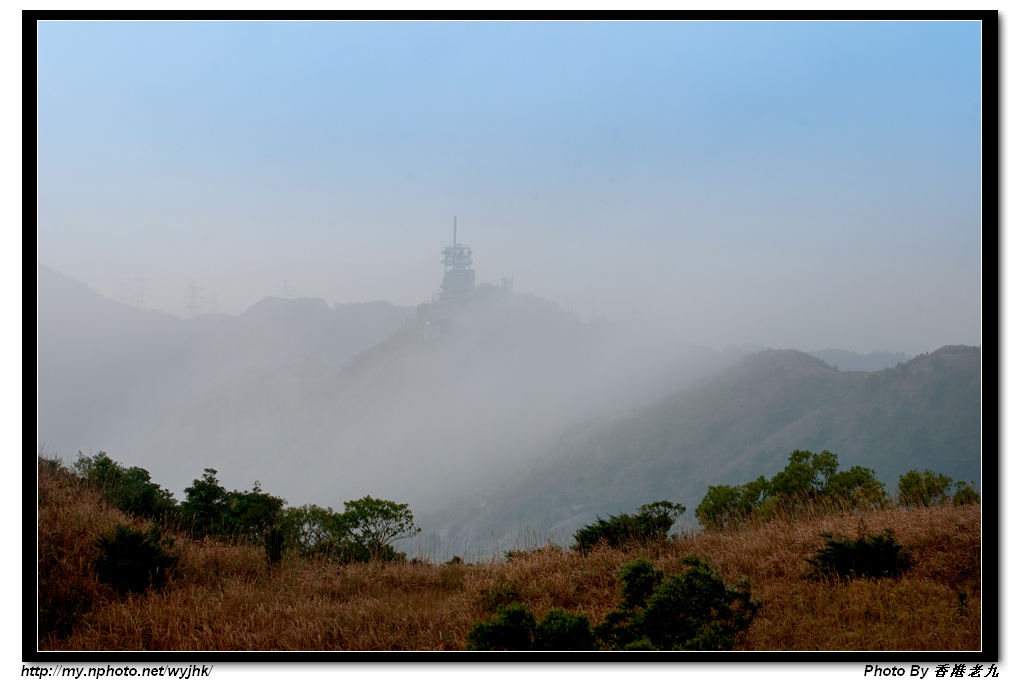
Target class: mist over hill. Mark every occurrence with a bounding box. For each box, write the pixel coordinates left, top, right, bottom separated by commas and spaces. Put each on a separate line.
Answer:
426, 345, 980, 557
36, 264, 737, 517
37, 263, 980, 562
806, 348, 912, 372
38, 264, 412, 495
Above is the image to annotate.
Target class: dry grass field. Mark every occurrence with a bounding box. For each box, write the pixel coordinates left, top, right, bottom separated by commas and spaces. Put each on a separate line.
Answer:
36, 457, 982, 652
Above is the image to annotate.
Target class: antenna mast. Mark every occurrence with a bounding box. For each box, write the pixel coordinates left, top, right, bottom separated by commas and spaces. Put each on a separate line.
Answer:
454, 215, 457, 246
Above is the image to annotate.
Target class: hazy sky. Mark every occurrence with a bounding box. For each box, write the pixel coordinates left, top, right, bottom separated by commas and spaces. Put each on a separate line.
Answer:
36, 20, 983, 355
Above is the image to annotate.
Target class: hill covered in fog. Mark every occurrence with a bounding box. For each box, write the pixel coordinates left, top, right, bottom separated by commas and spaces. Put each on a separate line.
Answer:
427, 344, 981, 555
36, 264, 738, 516
38, 264, 412, 492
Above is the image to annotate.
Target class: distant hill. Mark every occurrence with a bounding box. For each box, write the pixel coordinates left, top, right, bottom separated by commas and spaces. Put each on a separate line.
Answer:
807, 348, 911, 372
427, 345, 981, 554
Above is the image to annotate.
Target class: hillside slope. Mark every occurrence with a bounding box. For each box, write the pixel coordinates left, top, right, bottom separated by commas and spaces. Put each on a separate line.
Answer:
430, 345, 981, 552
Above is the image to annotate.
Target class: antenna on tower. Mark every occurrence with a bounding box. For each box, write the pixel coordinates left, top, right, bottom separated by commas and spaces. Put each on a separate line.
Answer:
454, 216, 457, 246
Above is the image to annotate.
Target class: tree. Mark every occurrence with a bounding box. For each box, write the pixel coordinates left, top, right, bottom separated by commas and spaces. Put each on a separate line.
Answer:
768, 449, 838, 500
340, 496, 420, 560
952, 481, 980, 506
695, 477, 767, 530
224, 481, 286, 543
821, 466, 887, 509
279, 504, 350, 558
181, 468, 229, 537
897, 469, 953, 507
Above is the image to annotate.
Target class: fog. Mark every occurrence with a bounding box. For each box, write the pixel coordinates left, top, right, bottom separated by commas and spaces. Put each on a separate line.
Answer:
36, 22, 983, 519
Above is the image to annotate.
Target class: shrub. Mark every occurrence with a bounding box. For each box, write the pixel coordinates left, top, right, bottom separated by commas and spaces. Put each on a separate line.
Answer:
534, 607, 595, 650
898, 470, 953, 507
593, 555, 760, 650
74, 451, 177, 520
806, 528, 910, 580
466, 602, 537, 651
572, 501, 685, 552
618, 557, 663, 609
633, 556, 759, 650
94, 525, 177, 595
466, 603, 595, 651
265, 527, 284, 567
619, 555, 759, 650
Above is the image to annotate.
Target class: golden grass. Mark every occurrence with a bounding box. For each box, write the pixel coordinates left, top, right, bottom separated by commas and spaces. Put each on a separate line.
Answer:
37, 458, 982, 651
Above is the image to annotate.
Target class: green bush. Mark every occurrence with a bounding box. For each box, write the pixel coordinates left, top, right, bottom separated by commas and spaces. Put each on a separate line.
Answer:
806, 528, 910, 580
618, 557, 664, 609
534, 607, 596, 650
594, 555, 760, 650
466, 602, 538, 651
95, 525, 177, 595
467, 603, 595, 651
898, 469, 953, 507
632, 556, 759, 651
572, 501, 685, 552
74, 451, 177, 520
466, 555, 759, 651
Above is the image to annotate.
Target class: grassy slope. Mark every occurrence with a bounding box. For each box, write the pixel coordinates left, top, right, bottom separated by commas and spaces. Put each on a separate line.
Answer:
37, 458, 981, 652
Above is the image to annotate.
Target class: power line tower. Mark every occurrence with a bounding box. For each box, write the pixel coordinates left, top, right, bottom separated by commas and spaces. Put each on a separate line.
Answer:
116, 272, 149, 309
130, 272, 149, 309
278, 279, 294, 299
182, 279, 206, 318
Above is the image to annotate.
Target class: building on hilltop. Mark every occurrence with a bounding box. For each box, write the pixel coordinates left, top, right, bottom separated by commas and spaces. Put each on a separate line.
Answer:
420, 218, 513, 341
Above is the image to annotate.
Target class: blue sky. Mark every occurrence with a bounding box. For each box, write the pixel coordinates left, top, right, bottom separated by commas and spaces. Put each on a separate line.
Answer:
36, 20, 983, 355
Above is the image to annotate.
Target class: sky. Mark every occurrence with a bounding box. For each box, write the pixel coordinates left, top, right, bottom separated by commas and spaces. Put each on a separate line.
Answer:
36, 20, 983, 356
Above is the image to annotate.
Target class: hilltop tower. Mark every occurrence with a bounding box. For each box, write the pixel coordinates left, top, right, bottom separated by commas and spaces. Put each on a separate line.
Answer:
439, 216, 475, 315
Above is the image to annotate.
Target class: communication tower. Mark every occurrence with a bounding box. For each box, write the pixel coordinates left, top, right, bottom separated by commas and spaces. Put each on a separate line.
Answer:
439, 216, 475, 314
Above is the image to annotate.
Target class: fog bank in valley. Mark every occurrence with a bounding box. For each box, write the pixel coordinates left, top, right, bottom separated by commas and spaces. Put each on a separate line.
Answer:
38, 263, 739, 516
